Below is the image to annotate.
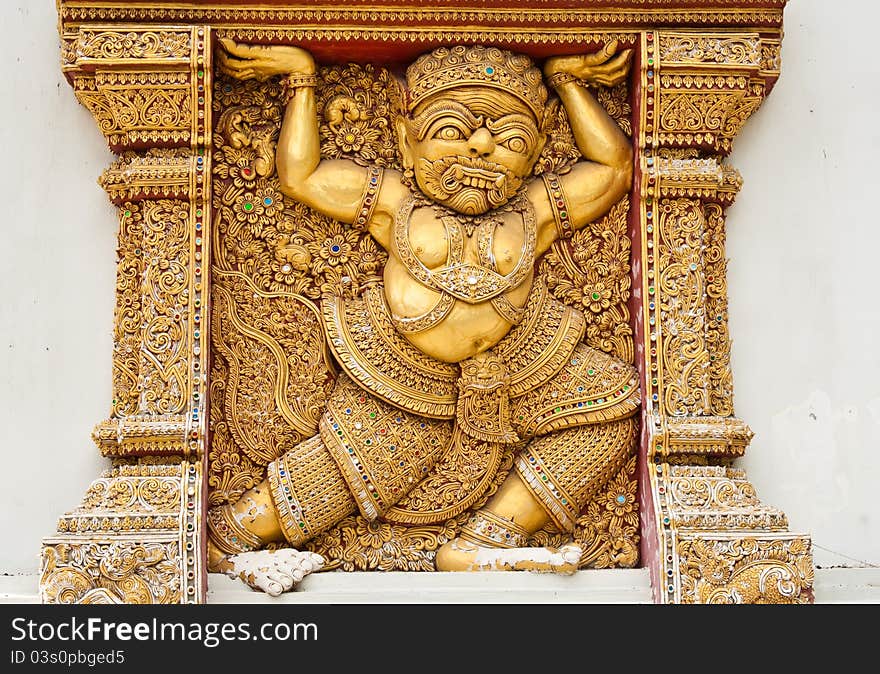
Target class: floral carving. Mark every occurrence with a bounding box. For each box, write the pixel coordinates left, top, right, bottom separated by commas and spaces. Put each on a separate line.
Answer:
209, 59, 639, 569
540, 197, 634, 364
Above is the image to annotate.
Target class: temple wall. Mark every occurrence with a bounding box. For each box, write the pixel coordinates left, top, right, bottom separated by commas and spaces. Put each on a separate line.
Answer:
0, 0, 877, 573
727, 0, 880, 570
0, 1, 115, 574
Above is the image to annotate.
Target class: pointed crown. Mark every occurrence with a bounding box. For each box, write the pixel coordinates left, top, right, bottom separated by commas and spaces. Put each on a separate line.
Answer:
405, 45, 548, 122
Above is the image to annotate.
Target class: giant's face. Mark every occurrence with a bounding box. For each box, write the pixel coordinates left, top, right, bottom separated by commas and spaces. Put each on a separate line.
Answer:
400, 87, 545, 215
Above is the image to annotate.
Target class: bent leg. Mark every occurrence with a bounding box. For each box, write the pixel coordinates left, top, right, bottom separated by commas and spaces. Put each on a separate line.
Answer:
206, 433, 359, 590
206, 373, 453, 593
208, 434, 359, 561
435, 471, 582, 573
436, 417, 637, 572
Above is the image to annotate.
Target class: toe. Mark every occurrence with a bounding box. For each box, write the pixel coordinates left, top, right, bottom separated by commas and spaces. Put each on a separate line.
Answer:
263, 579, 283, 597
268, 570, 294, 592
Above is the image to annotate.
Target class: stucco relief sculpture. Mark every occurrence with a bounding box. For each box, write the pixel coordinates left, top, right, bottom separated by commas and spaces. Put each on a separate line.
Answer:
206, 40, 641, 595
42, 0, 814, 605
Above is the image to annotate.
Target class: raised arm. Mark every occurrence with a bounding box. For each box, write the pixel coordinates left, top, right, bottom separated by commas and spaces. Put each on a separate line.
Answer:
217, 40, 405, 249
529, 42, 634, 254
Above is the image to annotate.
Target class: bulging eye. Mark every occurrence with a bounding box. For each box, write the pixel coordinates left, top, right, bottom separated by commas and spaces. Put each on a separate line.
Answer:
435, 126, 465, 141
500, 136, 528, 153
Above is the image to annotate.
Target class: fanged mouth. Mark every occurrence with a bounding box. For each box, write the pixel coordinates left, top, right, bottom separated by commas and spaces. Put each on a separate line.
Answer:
442, 164, 507, 192
418, 155, 522, 214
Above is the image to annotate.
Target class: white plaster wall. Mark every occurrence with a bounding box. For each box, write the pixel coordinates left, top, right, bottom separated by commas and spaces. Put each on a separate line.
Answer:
728, 0, 880, 569
0, 2, 115, 574
0, 0, 877, 574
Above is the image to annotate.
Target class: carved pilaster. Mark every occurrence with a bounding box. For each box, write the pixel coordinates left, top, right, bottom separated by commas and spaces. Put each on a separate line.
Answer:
40, 25, 212, 604
639, 28, 814, 603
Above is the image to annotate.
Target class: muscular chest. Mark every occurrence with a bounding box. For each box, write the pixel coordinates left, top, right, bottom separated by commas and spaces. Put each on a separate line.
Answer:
402, 206, 528, 275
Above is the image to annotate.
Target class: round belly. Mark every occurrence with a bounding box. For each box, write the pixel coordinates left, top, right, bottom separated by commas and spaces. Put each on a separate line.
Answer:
383, 258, 533, 363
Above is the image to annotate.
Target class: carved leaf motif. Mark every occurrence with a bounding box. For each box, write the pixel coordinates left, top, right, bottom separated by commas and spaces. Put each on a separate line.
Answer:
529, 454, 640, 568
41, 542, 182, 605
210, 64, 639, 567
677, 537, 813, 604
539, 197, 634, 363
211, 274, 331, 466
77, 30, 191, 60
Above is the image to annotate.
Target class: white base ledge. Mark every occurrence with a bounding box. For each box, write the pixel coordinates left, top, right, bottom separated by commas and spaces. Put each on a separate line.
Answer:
3, 568, 878, 604
208, 568, 653, 604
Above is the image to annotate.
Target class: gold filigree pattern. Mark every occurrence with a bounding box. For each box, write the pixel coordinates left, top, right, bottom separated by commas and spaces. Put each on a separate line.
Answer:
703, 203, 733, 415
659, 34, 761, 66
406, 44, 547, 120
74, 71, 194, 149
208, 49, 641, 570
516, 417, 637, 531
297, 454, 643, 572
41, 542, 182, 605
654, 196, 734, 418
44, 0, 816, 606
138, 199, 190, 415
321, 375, 454, 520
677, 536, 814, 604
299, 452, 517, 572
75, 29, 192, 61
207, 353, 267, 506
658, 73, 765, 153
640, 24, 813, 604
80, 469, 180, 512
59, 5, 787, 32
318, 65, 401, 168
212, 71, 387, 301
268, 435, 357, 545
455, 352, 520, 444
663, 465, 789, 530
323, 287, 459, 418
301, 515, 456, 572
657, 198, 711, 416
761, 40, 782, 75
211, 272, 331, 466
529, 455, 641, 569
650, 461, 813, 602
535, 71, 633, 364
100, 149, 194, 202
494, 280, 586, 397
41, 460, 200, 603
112, 203, 144, 417
43, 23, 210, 604
539, 197, 634, 364
385, 429, 504, 525
511, 343, 641, 437
661, 416, 754, 459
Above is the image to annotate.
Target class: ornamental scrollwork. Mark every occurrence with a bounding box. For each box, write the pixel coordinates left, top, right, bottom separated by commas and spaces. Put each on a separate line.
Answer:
76, 30, 192, 61
657, 198, 712, 416
41, 542, 182, 604
659, 34, 761, 66
208, 55, 640, 571
677, 537, 814, 604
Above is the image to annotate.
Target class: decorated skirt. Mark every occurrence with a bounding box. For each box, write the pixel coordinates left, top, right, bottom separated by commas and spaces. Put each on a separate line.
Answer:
267, 279, 641, 545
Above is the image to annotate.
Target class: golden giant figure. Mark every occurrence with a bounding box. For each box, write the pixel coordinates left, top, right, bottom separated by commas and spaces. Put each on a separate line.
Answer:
205, 39, 641, 594
42, 0, 816, 606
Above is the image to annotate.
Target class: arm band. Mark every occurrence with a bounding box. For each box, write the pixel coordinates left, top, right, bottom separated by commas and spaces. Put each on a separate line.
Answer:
279, 72, 318, 106
354, 166, 384, 231
542, 172, 574, 240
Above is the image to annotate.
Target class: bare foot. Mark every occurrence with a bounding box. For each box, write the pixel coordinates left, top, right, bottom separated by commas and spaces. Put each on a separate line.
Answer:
223, 549, 325, 596
435, 537, 581, 574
